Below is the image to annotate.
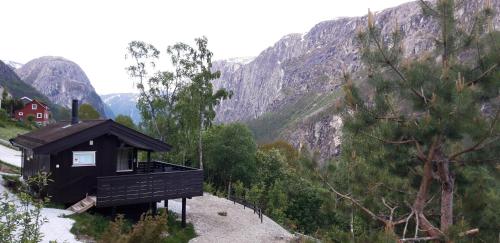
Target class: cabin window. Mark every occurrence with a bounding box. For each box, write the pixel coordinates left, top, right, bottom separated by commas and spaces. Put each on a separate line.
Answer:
117, 148, 134, 172
36, 113, 42, 118
72, 151, 96, 166
32, 104, 37, 110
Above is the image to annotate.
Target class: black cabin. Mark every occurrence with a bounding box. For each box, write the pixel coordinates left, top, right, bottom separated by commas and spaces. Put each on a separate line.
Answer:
10, 100, 202, 223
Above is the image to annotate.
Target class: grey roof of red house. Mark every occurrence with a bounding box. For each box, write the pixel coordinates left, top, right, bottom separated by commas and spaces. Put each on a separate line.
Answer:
10, 119, 171, 153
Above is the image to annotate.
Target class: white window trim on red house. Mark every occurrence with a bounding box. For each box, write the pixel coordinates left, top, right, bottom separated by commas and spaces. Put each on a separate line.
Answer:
32, 104, 37, 110
36, 113, 42, 118
18, 112, 23, 116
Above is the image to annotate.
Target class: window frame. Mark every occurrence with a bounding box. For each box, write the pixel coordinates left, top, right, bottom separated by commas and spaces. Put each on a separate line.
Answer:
72, 151, 96, 167
36, 113, 42, 118
116, 148, 134, 172
32, 104, 37, 110
18, 112, 23, 116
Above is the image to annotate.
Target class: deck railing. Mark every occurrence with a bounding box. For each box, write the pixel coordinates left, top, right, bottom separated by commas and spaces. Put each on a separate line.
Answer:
96, 161, 203, 207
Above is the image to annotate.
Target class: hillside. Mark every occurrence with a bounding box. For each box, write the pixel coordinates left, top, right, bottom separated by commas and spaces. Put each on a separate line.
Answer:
15, 56, 108, 117
213, 0, 500, 159
0, 60, 68, 121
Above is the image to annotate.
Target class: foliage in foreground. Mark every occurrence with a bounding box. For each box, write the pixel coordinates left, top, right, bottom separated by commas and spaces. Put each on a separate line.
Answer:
0, 173, 51, 243
69, 211, 195, 243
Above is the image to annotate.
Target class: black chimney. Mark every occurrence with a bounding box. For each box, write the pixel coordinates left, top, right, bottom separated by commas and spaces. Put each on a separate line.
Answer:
71, 99, 79, 124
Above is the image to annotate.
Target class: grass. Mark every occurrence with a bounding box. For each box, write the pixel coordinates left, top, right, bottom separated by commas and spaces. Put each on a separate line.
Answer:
163, 210, 197, 243
0, 159, 20, 174
67, 210, 196, 243
0, 121, 30, 140
67, 212, 116, 240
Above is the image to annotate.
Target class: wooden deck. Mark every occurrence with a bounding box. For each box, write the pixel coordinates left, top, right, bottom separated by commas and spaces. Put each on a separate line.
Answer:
96, 161, 203, 207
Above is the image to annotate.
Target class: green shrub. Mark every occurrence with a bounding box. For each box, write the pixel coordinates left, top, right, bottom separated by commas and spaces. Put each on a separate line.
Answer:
2, 175, 22, 193
203, 182, 215, 194
99, 212, 168, 243
27, 172, 53, 200
68, 212, 114, 240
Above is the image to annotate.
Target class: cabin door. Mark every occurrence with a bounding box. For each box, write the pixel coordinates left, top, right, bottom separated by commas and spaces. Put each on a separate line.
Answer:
116, 148, 134, 172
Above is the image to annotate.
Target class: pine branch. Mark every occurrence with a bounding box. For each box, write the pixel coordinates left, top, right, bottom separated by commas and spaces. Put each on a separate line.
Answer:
449, 110, 499, 160
360, 131, 417, 145
466, 63, 498, 86
368, 27, 428, 102
318, 173, 386, 222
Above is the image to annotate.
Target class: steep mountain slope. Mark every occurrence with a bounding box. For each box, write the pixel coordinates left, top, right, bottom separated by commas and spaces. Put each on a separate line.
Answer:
100, 93, 141, 124
15, 56, 108, 117
213, 0, 500, 159
1, 60, 23, 70
0, 60, 67, 120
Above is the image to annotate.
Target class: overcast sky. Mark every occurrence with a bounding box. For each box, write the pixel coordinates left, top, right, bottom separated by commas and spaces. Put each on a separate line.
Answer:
0, 0, 412, 95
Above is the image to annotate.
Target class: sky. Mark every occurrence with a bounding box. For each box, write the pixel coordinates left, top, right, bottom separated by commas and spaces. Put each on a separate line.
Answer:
0, 0, 412, 95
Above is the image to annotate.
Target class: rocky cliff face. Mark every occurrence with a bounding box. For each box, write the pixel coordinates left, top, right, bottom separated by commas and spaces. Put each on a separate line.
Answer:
15, 56, 108, 117
0, 60, 68, 120
213, 0, 500, 160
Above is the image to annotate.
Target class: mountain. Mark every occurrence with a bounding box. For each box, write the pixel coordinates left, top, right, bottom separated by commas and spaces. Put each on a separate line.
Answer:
1, 60, 23, 70
0, 60, 68, 120
213, 0, 500, 160
15, 56, 108, 117
100, 93, 141, 124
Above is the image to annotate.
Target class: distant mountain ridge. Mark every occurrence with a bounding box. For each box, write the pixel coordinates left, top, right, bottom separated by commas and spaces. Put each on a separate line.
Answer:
100, 93, 141, 124
213, 0, 500, 159
15, 56, 108, 117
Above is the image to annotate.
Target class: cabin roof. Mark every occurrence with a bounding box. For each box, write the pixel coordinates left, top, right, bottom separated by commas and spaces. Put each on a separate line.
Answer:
10, 119, 171, 153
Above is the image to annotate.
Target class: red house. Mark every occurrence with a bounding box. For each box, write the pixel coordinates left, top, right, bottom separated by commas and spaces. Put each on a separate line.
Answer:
15, 99, 50, 126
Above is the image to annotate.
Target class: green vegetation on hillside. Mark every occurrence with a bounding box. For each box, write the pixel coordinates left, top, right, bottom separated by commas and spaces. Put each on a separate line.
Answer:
79, 103, 101, 120
247, 91, 340, 143
0, 123, 30, 141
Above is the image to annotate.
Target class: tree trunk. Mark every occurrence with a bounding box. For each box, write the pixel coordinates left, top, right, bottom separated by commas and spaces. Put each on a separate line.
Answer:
438, 157, 454, 234
413, 160, 442, 238
227, 179, 232, 200
199, 117, 203, 170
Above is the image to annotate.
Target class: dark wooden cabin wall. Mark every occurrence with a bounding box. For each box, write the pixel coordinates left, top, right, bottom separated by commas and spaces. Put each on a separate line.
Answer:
21, 149, 50, 180
48, 134, 125, 203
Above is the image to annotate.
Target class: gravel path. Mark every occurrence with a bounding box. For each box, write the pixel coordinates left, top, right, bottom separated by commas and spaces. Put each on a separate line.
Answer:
0, 143, 21, 167
159, 193, 293, 243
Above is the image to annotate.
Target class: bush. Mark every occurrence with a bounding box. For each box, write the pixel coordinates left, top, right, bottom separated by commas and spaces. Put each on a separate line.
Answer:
203, 182, 215, 194
0, 192, 45, 243
99, 212, 168, 243
2, 175, 22, 193
68, 212, 114, 240
27, 172, 53, 200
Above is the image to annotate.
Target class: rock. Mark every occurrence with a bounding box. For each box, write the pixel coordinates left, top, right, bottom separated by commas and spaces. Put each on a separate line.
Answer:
213, 0, 500, 160
15, 56, 108, 117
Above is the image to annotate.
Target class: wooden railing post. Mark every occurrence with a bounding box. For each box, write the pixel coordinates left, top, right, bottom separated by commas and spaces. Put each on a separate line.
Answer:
181, 198, 186, 228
